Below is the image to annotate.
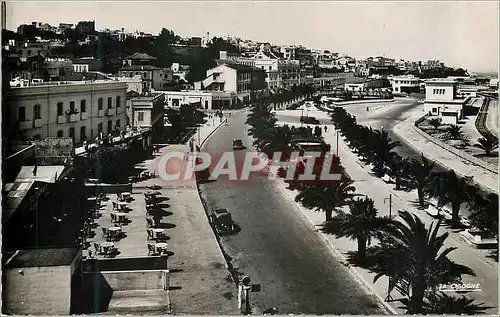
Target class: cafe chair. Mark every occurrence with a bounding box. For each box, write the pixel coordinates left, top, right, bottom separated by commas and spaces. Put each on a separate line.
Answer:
147, 244, 159, 256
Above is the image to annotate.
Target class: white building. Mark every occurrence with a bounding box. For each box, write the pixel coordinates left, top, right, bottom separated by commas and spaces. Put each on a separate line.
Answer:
390, 75, 421, 94
4, 81, 127, 144
344, 83, 365, 92
424, 79, 466, 124
196, 63, 266, 103
163, 90, 235, 110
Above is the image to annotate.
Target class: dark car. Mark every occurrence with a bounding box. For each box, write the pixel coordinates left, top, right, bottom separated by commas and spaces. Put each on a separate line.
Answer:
300, 116, 320, 124
209, 208, 235, 234
232, 138, 244, 149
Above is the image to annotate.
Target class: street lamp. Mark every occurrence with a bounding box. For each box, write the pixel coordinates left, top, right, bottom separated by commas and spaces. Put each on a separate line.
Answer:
384, 194, 393, 218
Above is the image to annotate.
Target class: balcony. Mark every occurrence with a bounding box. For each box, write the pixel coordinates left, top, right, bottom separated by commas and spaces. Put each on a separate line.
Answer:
69, 113, 79, 122
81, 112, 89, 120
33, 119, 43, 128
98, 109, 105, 117
57, 115, 66, 124
105, 108, 116, 116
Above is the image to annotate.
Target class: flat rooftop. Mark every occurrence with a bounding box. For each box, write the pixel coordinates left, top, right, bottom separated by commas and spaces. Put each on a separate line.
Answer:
4, 248, 80, 268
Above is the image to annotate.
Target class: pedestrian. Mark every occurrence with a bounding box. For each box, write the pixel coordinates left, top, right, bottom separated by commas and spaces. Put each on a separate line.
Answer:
324, 125, 327, 132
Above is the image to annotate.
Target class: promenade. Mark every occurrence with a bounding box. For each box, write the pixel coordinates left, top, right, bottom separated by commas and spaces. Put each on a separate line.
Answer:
275, 116, 498, 314
393, 107, 498, 194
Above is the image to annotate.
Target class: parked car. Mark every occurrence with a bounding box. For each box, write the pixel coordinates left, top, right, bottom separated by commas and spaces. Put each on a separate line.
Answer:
300, 116, 320, 124
232, 138, 244, 149
209, 208, 235, 235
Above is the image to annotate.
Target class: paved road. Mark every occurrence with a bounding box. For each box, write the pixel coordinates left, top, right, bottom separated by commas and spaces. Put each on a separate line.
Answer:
199, 112, 384, 315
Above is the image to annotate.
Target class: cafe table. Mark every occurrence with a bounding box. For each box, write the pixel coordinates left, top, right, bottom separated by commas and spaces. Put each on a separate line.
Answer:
155, 242, 168, 254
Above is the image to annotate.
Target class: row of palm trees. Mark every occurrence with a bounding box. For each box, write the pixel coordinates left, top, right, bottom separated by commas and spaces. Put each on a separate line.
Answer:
330, 106, 498, 235
245, 102, 490, 314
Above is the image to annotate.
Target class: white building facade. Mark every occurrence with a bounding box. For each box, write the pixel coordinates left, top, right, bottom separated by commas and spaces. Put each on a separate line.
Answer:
424, 79, 465, 124
390, 75, 421, 94
5, 81, 128, 144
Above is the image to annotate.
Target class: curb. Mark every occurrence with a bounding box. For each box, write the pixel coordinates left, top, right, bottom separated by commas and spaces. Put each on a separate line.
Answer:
194, 119, 239, 284
200, 119, 226, 149
262, 141, 398, 315
393, 118, 498, 194
274, 177, 399, 315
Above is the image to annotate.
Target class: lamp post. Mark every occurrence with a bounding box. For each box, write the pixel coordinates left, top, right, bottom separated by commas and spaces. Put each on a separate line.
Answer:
336, 129, 339, 155
384, 194, 393, 218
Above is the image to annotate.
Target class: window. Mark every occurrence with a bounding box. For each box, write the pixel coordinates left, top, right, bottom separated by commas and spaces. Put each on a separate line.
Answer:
116, 120, 121, 129
432, 108, 437, 113
143, 72, 147, 77
135, 72, 139, 75
107, 97, 112, 109
57, 102, 64, 116
98, 123, 103, 134
69, 127, 75, 141
57, 130, 63, 137
33, 104, 41, 119
107, 120, 112, 135
80, 100, 86, 112
138, 112, 144, 121
80, 126, 86, 141
116, 96, 121, 108
18, 107, 26, 122
269, 66, 272, 70
69, 101, 75, 112
98, 98, 103, 110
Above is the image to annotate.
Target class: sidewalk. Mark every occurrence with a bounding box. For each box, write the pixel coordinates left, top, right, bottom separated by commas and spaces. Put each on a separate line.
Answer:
144, 118, 237, 314
486, 99, 498, 138
393, 108, 498, 194
275, 120, 498, 314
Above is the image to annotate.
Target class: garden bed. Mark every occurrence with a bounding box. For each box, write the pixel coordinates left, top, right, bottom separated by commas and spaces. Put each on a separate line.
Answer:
416, 118, 498, 167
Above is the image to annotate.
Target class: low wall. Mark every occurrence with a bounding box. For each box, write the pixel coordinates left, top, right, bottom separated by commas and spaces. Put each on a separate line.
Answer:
82, 256, 168, 272
412, 116, 497, 174
332, 99, 395, 106
83, 270, 168, 291
84, 183, 133, 194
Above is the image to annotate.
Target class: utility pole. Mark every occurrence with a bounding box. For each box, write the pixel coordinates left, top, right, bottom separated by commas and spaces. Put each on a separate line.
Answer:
384, 194, 393, 218
336, 130, 339, 157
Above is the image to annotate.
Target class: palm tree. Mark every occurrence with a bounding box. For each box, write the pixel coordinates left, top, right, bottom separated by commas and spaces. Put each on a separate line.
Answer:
294, 177, 356, 222
446, 125, 463, 140
419, 292, 490, 314
409, 153, 436, 207
428, 118, 443, 131
372, 129, 401, 175
322, 196, 391, 262
437, 170, 475, 228
473, 137, 499, 156
469, 192, 499, 238
368, 211, 475, 314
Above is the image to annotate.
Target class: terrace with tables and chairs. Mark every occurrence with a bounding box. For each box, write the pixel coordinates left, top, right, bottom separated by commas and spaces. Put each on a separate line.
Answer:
78, 184, 171, 259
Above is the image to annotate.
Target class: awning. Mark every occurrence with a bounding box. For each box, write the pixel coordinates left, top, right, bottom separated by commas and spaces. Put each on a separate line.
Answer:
16, 165, 66, 183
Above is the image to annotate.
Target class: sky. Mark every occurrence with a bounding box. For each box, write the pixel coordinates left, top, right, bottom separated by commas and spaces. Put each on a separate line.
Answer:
6, 1, 499, 73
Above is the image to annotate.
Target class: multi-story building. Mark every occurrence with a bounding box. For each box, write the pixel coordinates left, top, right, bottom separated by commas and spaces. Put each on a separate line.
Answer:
164, 90, 235, 110
72, 57, 102, 73
218, 49, 301, 90
119, 65, 173, 92
313, 51, 337, 69
195, 62, 266, 103
58, 23, 73, 33
4, 81, 127, 145
128, 93, 165, 143
424, 78, 466, 124
75, 20, 95, 35
45, 58, 73, 79
390, 75, 421, 94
